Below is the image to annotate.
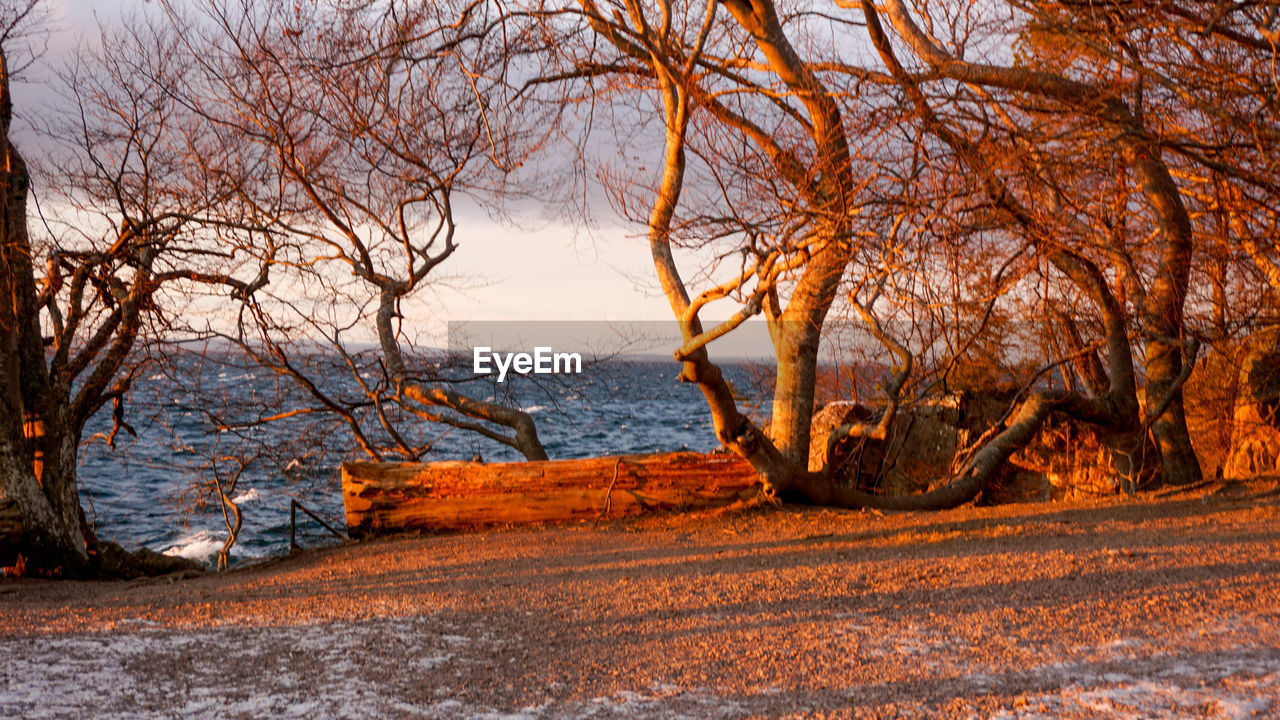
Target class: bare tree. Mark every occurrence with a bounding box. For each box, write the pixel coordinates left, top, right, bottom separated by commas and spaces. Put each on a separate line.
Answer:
130, 0, 553, 463
0, 0, 91, 573
524, 0, 908, 496
846, 0, 1212, 486
0, 0, 265, 574
524, 0, 1280, 505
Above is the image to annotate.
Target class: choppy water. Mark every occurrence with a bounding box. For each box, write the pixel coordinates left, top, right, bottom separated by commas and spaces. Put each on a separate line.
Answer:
79, 358, 773, 566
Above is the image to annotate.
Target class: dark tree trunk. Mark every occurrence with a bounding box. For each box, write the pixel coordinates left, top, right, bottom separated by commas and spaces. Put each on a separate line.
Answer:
1125, 142, 1203, 486
0, 50, 90, 575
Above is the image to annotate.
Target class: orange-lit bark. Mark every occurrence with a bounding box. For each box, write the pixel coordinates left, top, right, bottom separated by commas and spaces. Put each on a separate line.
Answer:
342, 451, 759, 536
574, 0, 861, 494
867, 0, 1203, 486
1, 45, 89, 573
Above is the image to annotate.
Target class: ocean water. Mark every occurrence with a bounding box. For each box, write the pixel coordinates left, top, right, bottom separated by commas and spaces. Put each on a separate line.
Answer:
78, 358, 774, 566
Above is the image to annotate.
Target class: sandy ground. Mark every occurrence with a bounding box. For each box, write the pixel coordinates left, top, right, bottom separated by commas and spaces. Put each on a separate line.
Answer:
2, 481, 1279, 719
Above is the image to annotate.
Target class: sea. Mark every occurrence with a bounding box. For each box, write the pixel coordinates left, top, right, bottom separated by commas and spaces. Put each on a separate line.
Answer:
78, 357, 776, 566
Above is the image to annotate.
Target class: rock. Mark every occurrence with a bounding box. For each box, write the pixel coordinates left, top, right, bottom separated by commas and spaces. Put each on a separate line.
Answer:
978, 469, 1052, 505
811, 389, 1135, 503
1224, 327, 1280, 479
874, 407, 964, 495
813, 393, 995, 495
90, 540, 143, 578
1011, 419, 1124, 499
91, 540, 207, 579
134, 548, 207, 576
807, 401, 874, 471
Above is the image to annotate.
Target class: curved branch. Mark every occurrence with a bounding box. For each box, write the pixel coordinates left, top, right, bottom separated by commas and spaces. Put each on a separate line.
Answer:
824, 291, 912, 458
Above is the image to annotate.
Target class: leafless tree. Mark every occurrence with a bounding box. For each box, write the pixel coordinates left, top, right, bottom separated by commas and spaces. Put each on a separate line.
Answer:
1, 0, 271, 574
135, 0, 556, 463
521, 0, 996, 507
524, 0, 1280, 505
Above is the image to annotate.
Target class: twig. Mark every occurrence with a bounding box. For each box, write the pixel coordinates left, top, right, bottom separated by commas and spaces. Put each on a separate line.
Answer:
290, 500, 350, 549
213, 465, 243, 573
596, 457, 624, 523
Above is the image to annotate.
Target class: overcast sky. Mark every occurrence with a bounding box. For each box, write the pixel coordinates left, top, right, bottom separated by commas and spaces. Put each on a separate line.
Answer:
12, 0, 674, 335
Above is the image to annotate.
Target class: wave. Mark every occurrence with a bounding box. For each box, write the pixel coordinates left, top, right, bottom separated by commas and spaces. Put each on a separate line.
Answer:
161, 530, 223, 563
231, 488, 260, 504
160, 527, 274, 566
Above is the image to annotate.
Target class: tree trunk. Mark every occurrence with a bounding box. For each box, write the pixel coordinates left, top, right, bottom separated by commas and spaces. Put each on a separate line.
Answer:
869, 0, 1203, 488
342, 451, 760, 537
0, 489, 20, 564
768, 298, 831, 466
1124, 142, 1203, 486
0, 50, 90, 575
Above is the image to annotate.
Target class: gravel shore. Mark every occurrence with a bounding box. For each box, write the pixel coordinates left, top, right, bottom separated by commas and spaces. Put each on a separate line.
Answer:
3, 482, 1279, 718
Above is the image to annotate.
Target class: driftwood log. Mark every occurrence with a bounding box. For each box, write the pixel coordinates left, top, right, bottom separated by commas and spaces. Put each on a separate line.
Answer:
342, 451, 760, 538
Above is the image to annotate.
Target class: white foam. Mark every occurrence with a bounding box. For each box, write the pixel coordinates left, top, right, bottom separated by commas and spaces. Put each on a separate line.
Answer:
231, 488, 260, 504
161, 530, 223, 561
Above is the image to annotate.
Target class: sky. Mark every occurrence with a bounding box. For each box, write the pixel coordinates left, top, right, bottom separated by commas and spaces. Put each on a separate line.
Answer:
14, 0, 677, 332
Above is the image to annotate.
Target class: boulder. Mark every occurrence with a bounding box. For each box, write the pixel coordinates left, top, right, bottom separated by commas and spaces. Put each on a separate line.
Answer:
90, 540, 207, 579
1009, 419, 1125, 499
807, 401, 874, 472
978, 469, 1052, 505
811, 390, 1136, 503
873, 400, 965, 495
1224, 327, 1280, 479
813, 393, 1004, 496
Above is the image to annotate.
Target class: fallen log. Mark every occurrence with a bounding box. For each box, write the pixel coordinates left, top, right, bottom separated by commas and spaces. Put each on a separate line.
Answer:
342, 451, 761, 538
